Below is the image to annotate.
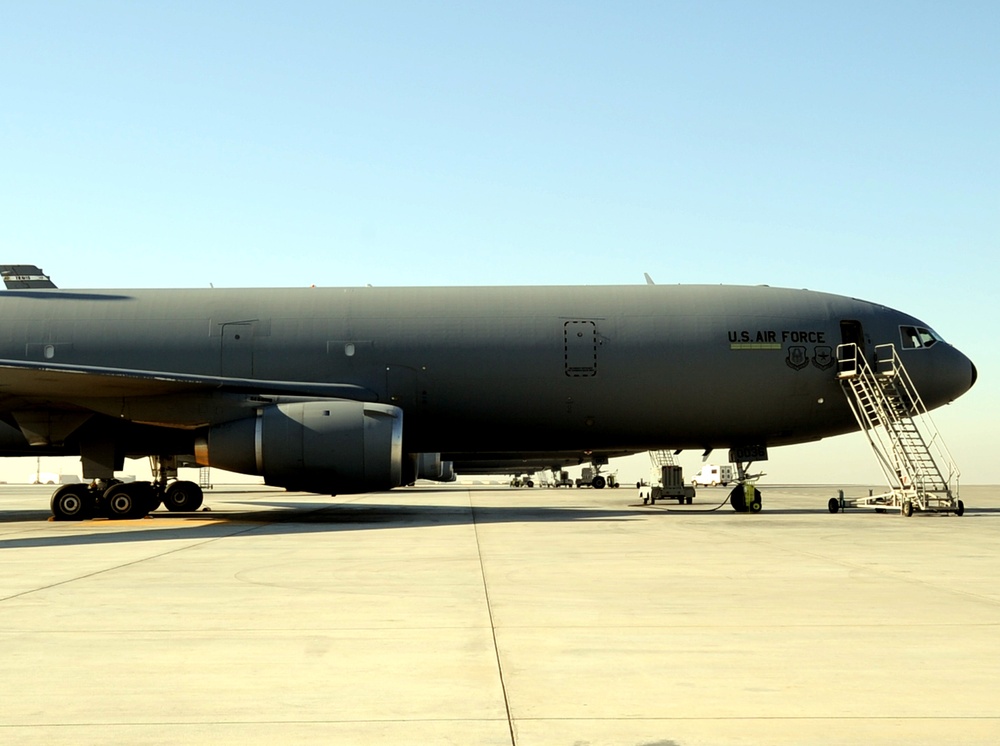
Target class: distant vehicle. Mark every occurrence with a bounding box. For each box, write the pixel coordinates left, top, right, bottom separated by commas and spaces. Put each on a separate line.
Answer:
575, 467, 618, 489
29, 472, 60, 485
647, 464, 695, 505
30, 473, 84, 485
692, 464, 734, 487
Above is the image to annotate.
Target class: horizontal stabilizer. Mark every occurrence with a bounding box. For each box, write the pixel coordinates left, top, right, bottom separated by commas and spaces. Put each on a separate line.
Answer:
1, 265, 56, 289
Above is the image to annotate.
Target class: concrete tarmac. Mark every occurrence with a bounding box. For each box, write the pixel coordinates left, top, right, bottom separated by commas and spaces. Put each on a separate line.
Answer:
1, 483, 998, 745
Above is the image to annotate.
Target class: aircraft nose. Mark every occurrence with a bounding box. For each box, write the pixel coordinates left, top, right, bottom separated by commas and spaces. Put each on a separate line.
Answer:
915, 343, 977, 409
949, 346, 977, 401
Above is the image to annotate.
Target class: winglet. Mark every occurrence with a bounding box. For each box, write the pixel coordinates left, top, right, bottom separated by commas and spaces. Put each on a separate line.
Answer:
1, 265, 57, 289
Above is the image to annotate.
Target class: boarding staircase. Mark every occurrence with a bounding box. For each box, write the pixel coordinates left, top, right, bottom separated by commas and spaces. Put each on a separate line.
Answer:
644, 449, 696, 505
836, 343, 961, 515
648, 449, 677, 471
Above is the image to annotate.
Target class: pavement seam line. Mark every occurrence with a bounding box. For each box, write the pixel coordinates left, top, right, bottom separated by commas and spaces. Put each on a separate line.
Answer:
470, 490, 517, 746
0, 522, 267, 604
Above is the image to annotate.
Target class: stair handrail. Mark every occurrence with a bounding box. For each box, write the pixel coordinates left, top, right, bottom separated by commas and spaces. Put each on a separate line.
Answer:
874, 343, 961, 493
837, 345, 911, 491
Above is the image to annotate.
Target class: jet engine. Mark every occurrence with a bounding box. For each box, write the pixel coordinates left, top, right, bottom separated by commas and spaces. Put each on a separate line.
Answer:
195, 400, 403, 494
409, 452, 456, 483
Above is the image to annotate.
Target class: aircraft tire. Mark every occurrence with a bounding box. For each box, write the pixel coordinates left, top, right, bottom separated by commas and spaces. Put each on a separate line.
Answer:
104, 483, 149, 520
164, 481, 204, 512
729, 485, 762, 513
51, 485, 93, 521
133, 482, 158, 515
729, 485, 747, 512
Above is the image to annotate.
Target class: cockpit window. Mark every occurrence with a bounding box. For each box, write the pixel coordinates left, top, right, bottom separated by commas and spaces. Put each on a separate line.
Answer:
900, 325, 943, 349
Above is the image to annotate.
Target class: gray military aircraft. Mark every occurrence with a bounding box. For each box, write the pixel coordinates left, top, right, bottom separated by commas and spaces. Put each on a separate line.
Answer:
0, 267, 976, 520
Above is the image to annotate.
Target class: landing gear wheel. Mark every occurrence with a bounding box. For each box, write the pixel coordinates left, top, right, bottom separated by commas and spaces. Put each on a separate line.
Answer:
729, 485, 747, 513
103, 483, 149, 520
828, 497, 841, 514
901, 501, 913, 517
955, 500, 964, 517
729, 485, 762, 513
50, 485, 93, 521
592, 475, 606, 490
132, 482, 158, 514
163, 481, 204, 512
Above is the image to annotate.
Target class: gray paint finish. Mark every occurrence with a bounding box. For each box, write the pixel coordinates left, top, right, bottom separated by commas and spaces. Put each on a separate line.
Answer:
0, 284, 976, 484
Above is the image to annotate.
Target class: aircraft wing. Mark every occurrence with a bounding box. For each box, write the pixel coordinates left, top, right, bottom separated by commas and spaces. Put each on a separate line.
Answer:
0, 359, 377, 403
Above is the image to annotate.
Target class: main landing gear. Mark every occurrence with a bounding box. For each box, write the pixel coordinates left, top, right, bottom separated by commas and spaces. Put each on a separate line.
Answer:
49, 456, 205, 521
50, 479, 204, 521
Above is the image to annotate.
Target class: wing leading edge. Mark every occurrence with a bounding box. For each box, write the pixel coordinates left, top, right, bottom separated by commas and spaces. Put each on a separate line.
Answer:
0, 359, 377, 404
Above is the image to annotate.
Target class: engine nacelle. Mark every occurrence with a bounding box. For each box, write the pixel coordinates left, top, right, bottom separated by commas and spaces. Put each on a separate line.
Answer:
195, 400, 403, 494
407, 452, 457, 483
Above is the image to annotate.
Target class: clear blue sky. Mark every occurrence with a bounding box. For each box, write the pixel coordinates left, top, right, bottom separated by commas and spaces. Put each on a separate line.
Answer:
1, 2, 996, 485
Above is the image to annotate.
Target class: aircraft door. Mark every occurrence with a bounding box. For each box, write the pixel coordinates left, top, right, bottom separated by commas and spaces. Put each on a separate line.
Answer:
221, 322, 255, 378
386, 365, 417, 409
564, 320, 598, 377
839, 319, 867, 374
840, 320, 865, 356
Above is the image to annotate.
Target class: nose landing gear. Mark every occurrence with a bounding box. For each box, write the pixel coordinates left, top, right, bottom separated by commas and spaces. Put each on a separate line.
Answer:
727, 455, 765, 513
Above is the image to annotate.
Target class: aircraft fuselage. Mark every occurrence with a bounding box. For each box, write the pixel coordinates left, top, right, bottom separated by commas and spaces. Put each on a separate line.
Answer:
0, 284, 975, 468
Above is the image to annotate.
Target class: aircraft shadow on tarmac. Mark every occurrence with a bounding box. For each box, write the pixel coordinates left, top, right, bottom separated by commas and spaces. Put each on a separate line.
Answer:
1, 496, 994, 550
0, 500, 641, 549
